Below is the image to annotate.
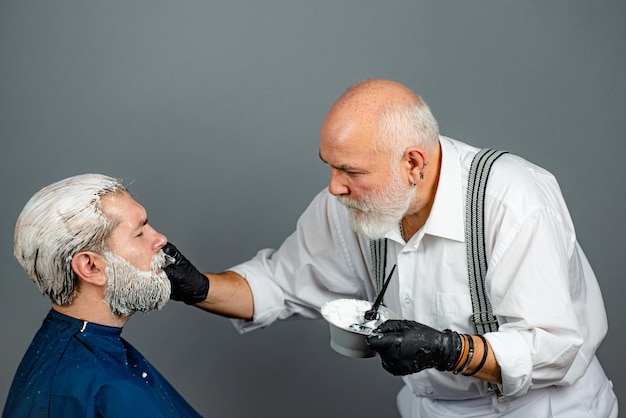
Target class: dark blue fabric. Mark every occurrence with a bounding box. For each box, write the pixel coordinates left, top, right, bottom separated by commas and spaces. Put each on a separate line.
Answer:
3, 309, 202, 418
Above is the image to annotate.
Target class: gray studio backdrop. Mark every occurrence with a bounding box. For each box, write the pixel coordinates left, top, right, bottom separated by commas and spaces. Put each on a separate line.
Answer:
1, 2, 624, 417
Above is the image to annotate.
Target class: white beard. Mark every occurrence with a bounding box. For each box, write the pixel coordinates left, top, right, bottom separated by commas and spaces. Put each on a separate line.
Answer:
103, 250, 171, 317
337, 170, 414, 239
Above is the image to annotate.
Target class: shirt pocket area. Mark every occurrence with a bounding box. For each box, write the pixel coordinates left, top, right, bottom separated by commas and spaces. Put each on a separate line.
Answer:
435, 292, 474, 331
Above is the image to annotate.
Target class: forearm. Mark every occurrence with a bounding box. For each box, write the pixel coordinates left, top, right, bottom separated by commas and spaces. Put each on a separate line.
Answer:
195, 271, 254, 320
163, 243, 254, 319
451, 334, 502, 384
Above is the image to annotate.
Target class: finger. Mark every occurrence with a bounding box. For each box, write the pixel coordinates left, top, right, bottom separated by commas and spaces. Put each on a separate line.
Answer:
374, 319, 405, 333
378, 354, 412, 376
162, 242, 179, 257
366, 333, 400, 351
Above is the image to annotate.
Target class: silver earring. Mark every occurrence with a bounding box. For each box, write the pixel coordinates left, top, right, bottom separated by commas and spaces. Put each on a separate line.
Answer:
421, 161, 428, 180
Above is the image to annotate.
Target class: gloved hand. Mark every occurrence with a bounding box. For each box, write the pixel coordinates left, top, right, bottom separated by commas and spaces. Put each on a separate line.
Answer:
366, 320, 462, 376
162, 242, 209, 305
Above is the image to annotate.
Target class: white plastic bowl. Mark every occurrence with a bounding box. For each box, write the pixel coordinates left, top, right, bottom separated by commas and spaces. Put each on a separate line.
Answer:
321, 298, 399, 358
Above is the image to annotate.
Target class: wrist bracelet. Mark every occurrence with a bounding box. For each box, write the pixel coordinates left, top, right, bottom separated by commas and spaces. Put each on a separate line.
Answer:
464, 335, 489, 377
453, 335, 474, 375
451, 334, 468, 372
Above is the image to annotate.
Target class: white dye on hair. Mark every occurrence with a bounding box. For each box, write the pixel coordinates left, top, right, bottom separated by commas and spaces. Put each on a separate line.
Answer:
14, 174, 129, 305
103, 250, 171, 317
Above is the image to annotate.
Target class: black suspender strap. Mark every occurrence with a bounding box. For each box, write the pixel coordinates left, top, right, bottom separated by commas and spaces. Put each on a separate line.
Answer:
466, 148, 507, 334
369, 238, 387, 294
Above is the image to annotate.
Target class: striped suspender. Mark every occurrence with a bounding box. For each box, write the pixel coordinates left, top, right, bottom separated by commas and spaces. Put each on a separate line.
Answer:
466, 148, 507, 334
369, 238, 387, 294
368, 148, 506, 335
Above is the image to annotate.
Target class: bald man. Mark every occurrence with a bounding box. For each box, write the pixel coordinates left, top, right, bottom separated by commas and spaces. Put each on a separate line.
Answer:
164, 79, 618, 417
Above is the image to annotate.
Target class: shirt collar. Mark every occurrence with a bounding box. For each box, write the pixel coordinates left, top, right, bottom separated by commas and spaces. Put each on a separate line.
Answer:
422, 136, 465, 242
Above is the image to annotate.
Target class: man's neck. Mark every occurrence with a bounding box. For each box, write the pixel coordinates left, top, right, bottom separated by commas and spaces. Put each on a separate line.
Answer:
53, 299, 129, 328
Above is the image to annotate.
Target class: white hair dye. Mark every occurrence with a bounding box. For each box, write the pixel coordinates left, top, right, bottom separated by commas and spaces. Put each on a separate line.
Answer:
103, 250, 171, 317
14, 174, 129, 305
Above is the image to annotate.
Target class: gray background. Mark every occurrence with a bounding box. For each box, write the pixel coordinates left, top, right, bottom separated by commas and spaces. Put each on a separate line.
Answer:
1, 1, 624, 417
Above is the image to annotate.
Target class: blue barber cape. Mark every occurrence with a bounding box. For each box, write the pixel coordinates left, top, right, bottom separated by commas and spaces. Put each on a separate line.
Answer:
3, 309, 201, 418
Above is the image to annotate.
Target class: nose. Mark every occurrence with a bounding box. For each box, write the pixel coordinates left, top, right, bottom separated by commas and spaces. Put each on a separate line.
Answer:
328, 170, 349, 196
157, 234, 167, 250
150, 227, 167, 251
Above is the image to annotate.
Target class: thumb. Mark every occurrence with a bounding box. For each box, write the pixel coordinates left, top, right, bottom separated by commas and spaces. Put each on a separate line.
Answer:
162, 242, 180, 258
366, 332, 400, 351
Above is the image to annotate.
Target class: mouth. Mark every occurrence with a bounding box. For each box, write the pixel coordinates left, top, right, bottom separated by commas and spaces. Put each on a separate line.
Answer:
340, 200, 363, 212
337, 196, 370, 214
163, 253, 176, 267
151, 252, 175, 274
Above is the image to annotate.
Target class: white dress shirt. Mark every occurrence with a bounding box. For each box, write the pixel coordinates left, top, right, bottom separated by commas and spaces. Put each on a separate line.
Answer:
230, 136, 616, 415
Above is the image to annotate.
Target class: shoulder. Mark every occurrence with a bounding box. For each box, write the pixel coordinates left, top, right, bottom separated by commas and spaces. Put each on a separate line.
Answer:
479, 152, 576, 245
443, 137, 565, 211
486, 152, 564, 209
446, 137, 574, 230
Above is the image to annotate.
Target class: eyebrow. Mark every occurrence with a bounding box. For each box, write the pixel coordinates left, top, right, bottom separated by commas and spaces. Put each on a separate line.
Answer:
318, 150, 359, 172
135, 218, 148, 230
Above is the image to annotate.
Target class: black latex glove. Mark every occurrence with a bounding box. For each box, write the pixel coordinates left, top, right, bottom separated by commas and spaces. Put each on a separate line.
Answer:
162, 242, 209, 305
366, 320, 462, 376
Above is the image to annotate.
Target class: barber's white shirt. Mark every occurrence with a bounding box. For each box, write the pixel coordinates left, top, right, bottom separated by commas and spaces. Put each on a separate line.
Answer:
230, 136, 614, 413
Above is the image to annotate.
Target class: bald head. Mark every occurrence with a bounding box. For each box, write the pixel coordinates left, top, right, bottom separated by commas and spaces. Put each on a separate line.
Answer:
335, 78, 418, 111
322, 78, 439, 159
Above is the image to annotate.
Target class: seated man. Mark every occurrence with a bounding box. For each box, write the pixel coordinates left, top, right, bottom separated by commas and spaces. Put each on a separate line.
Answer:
3, 174, 201, 418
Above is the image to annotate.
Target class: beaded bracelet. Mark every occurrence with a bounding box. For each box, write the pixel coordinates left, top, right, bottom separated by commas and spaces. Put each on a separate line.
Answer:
453, 335, 474, 375
464, 335, 489, 377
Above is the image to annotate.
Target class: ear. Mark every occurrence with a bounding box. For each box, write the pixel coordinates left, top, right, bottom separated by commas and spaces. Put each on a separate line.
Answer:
404, 147, 427, 184
71, 252, 108, 287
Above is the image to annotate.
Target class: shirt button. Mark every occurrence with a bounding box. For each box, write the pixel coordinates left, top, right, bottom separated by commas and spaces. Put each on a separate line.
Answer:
404, 297, 411, 305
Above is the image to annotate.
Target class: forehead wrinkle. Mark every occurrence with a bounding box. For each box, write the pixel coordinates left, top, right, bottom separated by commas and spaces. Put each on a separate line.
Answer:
319, 148, 363, 173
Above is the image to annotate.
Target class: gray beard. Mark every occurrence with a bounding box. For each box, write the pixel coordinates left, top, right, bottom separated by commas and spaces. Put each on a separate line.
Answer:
337, 173, 414, 239
103, 250, 171, 317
